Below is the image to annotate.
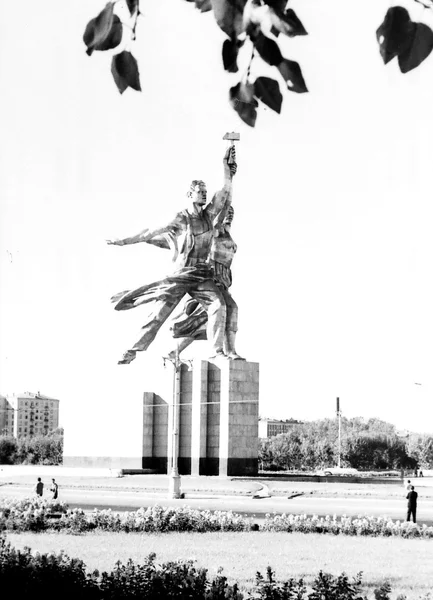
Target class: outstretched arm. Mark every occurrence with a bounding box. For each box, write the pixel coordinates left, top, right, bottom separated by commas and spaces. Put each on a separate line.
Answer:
107, 215, 185, 247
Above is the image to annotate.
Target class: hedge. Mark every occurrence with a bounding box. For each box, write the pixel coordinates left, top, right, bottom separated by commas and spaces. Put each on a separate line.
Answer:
1, 535, 428, 599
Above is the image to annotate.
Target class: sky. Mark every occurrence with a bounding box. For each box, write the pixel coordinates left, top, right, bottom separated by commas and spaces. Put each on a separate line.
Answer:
1, 0, 433, 442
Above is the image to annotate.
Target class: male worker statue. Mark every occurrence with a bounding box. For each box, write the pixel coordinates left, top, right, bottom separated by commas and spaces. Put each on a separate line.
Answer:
107, 147, 237, 364
168, 204, 244, 360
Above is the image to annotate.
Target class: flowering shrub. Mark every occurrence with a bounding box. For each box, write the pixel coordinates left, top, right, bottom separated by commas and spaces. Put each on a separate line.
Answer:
2, 497, 433, 539
0, 496, 68, 532
0, 498, 254, 534
262, 513, 433, 539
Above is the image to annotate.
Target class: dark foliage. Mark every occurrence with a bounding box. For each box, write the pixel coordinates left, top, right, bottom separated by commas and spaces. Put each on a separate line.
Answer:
259, 417, 428, 472
82, 1, 433, 125
0, 536, 397, 599
0, 431, 63, 465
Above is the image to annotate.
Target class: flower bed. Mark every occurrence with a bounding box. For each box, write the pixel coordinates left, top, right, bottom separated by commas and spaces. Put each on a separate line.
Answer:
262, 512, 433, 539
1, 496, 433, 539
0, 497, 253, 533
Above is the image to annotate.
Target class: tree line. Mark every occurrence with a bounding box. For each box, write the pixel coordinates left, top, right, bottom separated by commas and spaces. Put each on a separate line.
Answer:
0, 429, 63, 465
259, 417, 433, 471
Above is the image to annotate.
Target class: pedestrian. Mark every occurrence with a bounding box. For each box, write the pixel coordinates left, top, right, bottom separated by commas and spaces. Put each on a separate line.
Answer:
419, 470, 424, 477
406, 485, 418, 523
406, 478, 411, 491
35, 477, 44, 497
50, 478, 59, 500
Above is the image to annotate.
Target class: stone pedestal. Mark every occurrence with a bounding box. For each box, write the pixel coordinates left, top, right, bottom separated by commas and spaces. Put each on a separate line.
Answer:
143, 359, 259, 476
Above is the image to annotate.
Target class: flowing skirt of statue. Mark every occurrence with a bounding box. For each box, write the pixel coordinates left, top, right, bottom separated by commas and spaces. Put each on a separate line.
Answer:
170, 298, 208, 340
111, 265, 215, 312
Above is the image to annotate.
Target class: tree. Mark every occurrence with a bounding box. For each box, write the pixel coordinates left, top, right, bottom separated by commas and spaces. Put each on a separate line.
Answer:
406, 434, 433, 469
259, 417, 417, 471
0, 436, 18, 465
82, 1, 433, 127
0, 430, 64, 465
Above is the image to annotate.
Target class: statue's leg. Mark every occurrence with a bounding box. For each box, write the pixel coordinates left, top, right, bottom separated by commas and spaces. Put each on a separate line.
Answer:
190, 281, 226, 358
221, 290, 245, 360
118, 295, 184, 364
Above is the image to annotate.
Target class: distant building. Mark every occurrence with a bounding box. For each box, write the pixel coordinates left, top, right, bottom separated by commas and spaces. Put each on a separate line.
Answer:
0, 394, 14, 436
0, 392, 60, 438
259, 417, 303, 439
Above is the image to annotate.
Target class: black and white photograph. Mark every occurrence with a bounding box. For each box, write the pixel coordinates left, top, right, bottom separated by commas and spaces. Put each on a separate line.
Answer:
1, 1, 433, 597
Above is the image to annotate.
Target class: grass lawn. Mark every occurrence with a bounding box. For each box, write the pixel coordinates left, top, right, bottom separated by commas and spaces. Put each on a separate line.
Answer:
6, 531, 433, 598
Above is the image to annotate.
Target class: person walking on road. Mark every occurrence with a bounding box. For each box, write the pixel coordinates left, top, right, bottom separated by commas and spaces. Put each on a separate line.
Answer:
50, 478, 59, 500
406, 485, 418, 523
35, 477, 44, 497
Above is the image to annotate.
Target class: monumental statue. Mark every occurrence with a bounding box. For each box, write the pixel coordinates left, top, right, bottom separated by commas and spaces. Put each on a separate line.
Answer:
168, 203, 243, 361
107, 144, 238, 365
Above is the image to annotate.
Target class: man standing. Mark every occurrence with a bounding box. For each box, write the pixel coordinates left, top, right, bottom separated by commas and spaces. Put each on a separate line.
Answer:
107, 147, 237, 364
34, 477, 44, 497
50, 478, 59, 500
406, 485, 418, 523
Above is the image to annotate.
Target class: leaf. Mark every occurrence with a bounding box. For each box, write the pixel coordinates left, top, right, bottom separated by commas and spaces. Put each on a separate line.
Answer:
229, 82, 258, 127
94, 15, 123, 53
126, 0, 139, 15
211, 0, 247, 37
270, 8, 308, 38
222, 39, 239, 72
398, 23, 433, 73
277, 58, 308, 93
263, 0, 287, 10
253, 32, 283, 66
83, 2, 117, 56
376, 7, 415, 65
254, 76, 282, 113
111, 51, 141, 94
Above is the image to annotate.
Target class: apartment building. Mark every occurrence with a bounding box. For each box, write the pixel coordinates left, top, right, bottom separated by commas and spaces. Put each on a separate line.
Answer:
259, 417, 303, 439
0, 394, 14, 435
1, 392, 60, 437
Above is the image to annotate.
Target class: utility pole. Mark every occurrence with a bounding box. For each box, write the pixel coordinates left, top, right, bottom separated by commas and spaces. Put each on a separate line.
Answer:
168, 345, 182, 499
336, 397, 341, 468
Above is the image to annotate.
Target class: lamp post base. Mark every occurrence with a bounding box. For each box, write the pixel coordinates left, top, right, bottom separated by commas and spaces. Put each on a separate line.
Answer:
168, 471, 182, 499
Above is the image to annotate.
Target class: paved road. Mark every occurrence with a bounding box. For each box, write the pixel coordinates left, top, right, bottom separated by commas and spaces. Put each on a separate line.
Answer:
2, 485, 433, 525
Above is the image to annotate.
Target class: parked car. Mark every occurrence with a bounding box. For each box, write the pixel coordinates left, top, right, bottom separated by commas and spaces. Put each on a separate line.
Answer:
316, 467, 360, 476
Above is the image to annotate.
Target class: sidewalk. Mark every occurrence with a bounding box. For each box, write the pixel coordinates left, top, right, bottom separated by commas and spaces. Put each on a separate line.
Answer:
1, 465, 432, 499
0, 466, 261, 496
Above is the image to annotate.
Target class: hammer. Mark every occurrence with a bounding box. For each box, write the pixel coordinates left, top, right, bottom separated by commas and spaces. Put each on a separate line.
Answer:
223, 131, 240, 165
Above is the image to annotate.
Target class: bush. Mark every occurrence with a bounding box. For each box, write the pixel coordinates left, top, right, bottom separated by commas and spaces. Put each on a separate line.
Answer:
0, 535, 99, 599
261, 513, 433, 540
0, 432, 63, 465
0, 499, 254, 534
0, 436, 18, 464
0, 497, 68, 533
2, 497, 433, 540
1, 534, 426, 599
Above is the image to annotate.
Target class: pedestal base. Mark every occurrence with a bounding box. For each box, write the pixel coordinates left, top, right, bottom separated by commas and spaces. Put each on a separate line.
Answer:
143, 359, 259, 477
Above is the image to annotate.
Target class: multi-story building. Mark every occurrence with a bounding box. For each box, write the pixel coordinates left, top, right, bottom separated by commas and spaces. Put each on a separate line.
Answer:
0, 394, 14, 436
259, 417, 303, 439
6, 392, 60, 438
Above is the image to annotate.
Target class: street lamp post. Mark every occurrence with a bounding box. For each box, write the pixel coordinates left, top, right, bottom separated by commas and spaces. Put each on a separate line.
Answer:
336, 397, 341, 468
168, 346, 182, 499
